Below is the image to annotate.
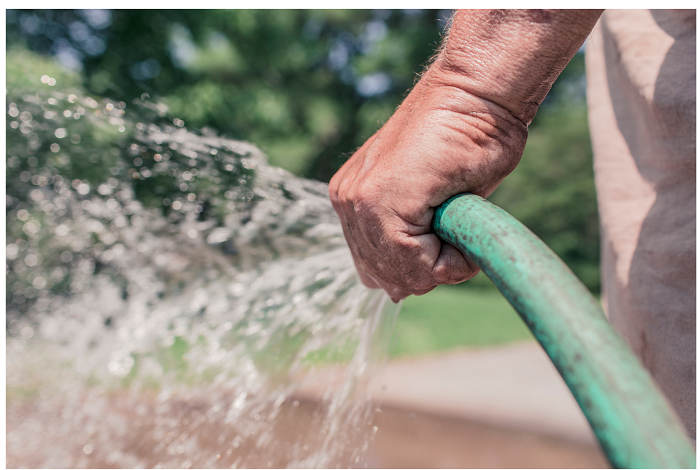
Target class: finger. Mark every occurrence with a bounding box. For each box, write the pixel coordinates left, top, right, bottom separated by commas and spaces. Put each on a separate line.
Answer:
474, 175, 507, 199
352, 256, 381, 289
384, 282, 435, 302
432, 242, 480, 285
354, 254, 423, 302
381, 282, 412, 303
395, 232, 479, 288
397, 233, 478, 289
330, 131, 380, 201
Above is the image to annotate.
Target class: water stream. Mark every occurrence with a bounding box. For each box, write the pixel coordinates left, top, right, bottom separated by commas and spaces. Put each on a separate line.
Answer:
6, 73, 400, 468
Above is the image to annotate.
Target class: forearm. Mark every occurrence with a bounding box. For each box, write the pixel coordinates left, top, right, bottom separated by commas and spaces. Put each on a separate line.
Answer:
426, 9, 603, 125
328, 9, 604, 300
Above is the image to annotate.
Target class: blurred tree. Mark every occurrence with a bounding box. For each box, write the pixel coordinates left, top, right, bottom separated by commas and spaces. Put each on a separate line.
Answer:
490, 96, 600, 293
6, 9, 600, 291
7, 9, 452, 180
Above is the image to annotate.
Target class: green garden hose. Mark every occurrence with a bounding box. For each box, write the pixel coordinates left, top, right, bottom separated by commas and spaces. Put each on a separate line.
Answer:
432, 193, 695, 469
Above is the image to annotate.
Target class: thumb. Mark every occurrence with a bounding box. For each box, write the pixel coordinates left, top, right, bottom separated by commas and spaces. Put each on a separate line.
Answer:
432, 241, 480, 285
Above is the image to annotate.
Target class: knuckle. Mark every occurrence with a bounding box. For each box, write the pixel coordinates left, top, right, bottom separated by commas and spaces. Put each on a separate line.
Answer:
334, 186, 356, 216
351, 185, 374, 212
328, 185, 339, 206
399, 267, 437, 293
328, 174, 339, 196
434, 263, 475, 285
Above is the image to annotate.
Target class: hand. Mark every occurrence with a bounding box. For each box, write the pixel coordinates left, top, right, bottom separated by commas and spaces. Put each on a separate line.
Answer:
329, 10, 600, 302
329, 67, 527, 302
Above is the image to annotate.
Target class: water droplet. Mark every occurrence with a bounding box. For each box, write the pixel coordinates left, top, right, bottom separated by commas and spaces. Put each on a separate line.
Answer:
6, 243, 19, 259
23, 222, 40, 236
5, 86, 399, 469
32, 276, 46, 289
97, 184, 112, 195
55, 224, 69, 236
83, 444, 93, 455
20, 326, 34, 339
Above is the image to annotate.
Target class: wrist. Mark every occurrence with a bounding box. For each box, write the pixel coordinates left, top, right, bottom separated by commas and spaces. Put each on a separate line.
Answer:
416, 65, 527, 138
427, 9, 602, 125
394, 72, 528, 203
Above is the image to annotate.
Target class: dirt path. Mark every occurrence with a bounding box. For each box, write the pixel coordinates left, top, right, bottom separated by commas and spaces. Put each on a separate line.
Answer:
372, 341, 596, 444
8, 342, 609, 468
367, 406, 607, 468
293, 341, 609, 468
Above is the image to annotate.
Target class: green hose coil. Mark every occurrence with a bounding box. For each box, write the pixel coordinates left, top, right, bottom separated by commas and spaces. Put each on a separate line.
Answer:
432, 193, 695, 469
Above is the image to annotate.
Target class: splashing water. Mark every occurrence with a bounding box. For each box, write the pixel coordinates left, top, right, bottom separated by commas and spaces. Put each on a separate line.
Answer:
6, 65, 400, 468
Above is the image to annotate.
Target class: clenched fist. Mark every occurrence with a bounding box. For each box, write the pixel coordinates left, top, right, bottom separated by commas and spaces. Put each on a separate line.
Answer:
329, 10, 601, 302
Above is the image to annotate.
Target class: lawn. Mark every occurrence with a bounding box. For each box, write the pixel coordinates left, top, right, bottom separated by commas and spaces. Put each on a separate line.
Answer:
390, 279, 534, 358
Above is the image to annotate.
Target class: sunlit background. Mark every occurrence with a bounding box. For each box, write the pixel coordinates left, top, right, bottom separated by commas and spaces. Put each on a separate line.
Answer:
7, 8, 599, 289
7, 9, 605, 468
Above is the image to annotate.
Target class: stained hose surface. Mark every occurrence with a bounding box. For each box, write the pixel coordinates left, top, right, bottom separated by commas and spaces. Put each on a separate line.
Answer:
432, 193, 695, 469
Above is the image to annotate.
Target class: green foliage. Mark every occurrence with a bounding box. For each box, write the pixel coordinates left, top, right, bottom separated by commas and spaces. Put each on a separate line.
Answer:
455, 53, 599, 293
6, 45, 82, 90
7, 9, 449, 180
489, 99, 600, 292
7, 9, 600, 294
5, 47, 264, 316
392, 285, 534, 357
287, 285, 536, 361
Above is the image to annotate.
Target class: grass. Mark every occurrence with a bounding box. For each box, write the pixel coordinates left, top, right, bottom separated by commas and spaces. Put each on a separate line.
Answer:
390, 280, 534, 358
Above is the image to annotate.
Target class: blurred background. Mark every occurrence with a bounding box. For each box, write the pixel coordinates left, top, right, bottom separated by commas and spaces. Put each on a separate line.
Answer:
7, 7, 600, 353
7, 9, 605, 468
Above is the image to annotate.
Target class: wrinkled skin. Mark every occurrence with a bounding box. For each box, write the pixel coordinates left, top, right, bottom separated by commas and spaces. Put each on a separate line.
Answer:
329, 68, 527, 301
330, 10, 602, 302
